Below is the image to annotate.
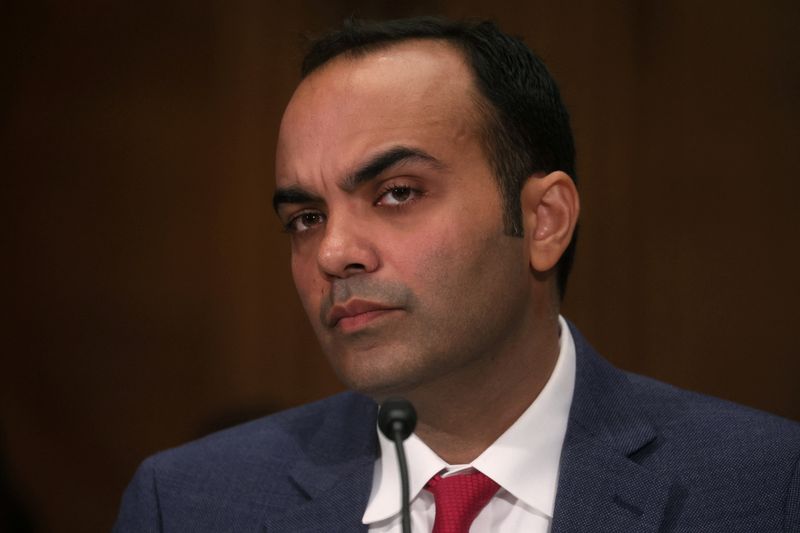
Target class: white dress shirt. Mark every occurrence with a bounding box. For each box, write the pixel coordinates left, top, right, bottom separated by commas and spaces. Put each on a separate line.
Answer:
363, 316, 576, 532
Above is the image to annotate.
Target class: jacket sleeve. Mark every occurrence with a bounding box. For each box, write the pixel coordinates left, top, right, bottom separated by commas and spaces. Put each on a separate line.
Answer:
113, 457, 162, 533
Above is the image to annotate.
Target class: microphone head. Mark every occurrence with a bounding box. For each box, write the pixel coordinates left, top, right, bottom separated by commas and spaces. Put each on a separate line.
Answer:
378, 397, 417, 441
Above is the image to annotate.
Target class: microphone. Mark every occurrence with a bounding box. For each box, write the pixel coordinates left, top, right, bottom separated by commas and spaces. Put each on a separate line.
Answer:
378, 398, 417, 533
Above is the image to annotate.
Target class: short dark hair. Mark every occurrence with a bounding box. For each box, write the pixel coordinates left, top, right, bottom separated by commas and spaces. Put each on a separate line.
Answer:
301, 16, 578, 298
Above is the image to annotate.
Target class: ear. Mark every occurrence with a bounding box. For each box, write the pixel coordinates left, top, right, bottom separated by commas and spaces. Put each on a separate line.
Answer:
520, 171, 580, 273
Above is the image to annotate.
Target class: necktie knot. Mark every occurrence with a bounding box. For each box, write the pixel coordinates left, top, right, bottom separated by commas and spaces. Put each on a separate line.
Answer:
425, 470, 500, 533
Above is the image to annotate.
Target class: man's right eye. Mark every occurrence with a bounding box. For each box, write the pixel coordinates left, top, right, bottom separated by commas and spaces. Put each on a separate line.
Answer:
285, 211, 326, 233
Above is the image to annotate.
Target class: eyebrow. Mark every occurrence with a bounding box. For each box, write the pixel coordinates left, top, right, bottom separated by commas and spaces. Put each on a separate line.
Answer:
272, 186, 323, 213
341, 145, 444, 192
272, 145, 443, 213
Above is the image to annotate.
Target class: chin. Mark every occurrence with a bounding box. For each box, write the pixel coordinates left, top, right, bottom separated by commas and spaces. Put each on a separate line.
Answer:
329, 353, 425, 400
336, 369, 416, 400
324, 336, 456, 399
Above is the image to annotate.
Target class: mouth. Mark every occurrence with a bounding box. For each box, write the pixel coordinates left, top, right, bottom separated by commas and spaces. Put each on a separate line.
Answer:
327, 299, 402, 333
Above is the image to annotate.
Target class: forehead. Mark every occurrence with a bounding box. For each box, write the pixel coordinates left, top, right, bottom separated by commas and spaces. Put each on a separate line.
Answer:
275, 39, 483, 185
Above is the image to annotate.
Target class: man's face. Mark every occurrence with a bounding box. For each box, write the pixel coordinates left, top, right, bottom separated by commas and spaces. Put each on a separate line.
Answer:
274, 40, 535, 398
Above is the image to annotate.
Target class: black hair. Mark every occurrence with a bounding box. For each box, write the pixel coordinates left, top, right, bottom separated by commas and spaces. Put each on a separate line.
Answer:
302, 16, 578, 298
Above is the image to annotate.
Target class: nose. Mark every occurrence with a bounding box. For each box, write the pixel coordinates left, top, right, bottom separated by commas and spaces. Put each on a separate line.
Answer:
317, 212, 380, 279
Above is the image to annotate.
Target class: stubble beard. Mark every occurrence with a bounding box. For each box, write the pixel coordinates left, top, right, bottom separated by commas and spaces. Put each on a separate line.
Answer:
318, 292, 526, 401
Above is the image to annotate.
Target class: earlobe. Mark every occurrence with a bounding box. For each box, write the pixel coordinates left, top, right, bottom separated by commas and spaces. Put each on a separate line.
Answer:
520, 171, 579, 273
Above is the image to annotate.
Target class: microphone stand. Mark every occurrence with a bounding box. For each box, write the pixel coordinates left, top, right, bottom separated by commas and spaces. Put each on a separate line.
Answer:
378, 398, 417, 533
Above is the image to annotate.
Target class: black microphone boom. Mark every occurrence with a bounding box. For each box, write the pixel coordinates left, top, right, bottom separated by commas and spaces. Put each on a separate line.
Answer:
378, 398, 417, 533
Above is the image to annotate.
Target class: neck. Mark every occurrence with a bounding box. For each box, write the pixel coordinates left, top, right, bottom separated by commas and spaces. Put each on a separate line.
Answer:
405, 313, 561, 464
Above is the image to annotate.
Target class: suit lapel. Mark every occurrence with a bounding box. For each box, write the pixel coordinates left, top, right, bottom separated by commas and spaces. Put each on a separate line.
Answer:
552, 324, 678, 532
262, 456, 374, 532
262, 395, 378, 533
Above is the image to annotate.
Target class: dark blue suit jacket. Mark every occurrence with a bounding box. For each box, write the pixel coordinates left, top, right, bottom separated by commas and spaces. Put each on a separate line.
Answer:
114, 325, 800, 532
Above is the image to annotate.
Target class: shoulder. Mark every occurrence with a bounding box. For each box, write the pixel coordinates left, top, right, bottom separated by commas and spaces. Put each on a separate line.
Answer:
114, 391, 377, 532
623, 371, 800, 530
568, 322, 800, 455
567, 322, 800, 530
149, 390, 376, 471
624, 370, 800, 450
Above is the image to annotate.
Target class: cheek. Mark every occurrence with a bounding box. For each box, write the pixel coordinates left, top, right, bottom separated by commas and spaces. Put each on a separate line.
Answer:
391, 224, 486, 292
291, 251, 323, 312
388, 226, 450, 281
400, 219, 526, 308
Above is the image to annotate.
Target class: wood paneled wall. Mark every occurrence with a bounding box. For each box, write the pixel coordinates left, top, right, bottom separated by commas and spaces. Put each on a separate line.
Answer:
4, 1, 798, 531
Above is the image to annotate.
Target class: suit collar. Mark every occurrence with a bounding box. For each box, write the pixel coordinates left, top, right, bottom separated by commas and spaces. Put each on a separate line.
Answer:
566, 322, 658, 455
263, 393, 378, 532
551, 322, 677, 532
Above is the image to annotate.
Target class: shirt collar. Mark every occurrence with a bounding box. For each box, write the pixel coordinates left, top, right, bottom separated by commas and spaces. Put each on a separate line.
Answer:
362, 316, 576, 523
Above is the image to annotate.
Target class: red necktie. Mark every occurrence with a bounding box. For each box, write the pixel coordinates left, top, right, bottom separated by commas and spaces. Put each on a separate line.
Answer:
425, 471, 500, 533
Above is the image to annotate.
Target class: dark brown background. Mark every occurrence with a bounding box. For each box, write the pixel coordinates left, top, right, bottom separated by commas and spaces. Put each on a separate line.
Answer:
3, 1, 799, 532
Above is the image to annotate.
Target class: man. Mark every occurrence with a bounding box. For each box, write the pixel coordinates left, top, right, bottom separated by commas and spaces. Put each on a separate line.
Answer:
115, 17, 800, 532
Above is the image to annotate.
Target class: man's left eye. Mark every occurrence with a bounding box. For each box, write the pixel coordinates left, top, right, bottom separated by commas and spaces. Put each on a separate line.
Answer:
376, 185, 419, 206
